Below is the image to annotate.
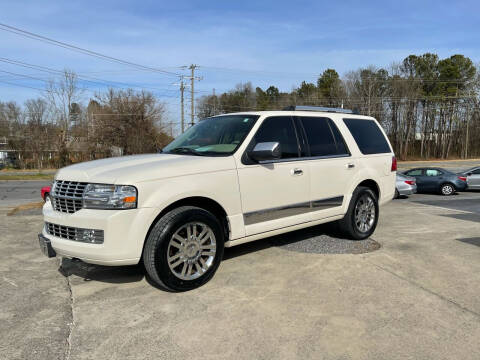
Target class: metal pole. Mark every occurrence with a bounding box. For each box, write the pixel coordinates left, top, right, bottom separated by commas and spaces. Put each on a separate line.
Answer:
180, 78, 185, 133
190, 64, 196, 126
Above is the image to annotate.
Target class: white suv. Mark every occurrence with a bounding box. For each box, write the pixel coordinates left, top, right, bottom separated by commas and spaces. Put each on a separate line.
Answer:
39, 106, 396, 291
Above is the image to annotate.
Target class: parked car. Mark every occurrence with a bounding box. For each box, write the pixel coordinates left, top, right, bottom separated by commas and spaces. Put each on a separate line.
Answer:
395, 173, 417, 198
38, 106, 396, 291
458, 166, 480, 190
41, 186, 51, 202
403, 167, 467, 195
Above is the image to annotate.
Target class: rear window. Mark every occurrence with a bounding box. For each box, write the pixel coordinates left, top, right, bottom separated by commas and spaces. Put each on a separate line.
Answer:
343, 118, 391, 154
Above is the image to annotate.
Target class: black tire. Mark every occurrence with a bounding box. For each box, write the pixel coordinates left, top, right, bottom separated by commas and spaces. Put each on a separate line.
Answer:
143, 206, 225, 292
337, 186, 379, 240
440, 183, 455, 196
394, 189, 400, 199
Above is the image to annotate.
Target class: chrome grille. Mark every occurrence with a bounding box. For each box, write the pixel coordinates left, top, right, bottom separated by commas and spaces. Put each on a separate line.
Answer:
51, 180, 87, 213
45, 222, 104, 244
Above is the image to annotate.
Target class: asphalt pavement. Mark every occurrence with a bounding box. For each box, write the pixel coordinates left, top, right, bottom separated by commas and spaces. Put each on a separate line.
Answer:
0, 180, 51, 207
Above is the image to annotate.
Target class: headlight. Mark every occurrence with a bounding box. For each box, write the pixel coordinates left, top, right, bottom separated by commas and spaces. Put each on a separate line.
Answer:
83, 184, 137, 209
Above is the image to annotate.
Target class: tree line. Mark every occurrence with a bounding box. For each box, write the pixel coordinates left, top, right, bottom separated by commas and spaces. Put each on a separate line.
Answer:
197, 53, 480, 160
0, 71, 172, 169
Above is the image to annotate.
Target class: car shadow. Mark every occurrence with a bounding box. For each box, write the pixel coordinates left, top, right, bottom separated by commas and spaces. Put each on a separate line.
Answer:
58, 258, 145, 284
56, 223, 355, 286
223, 223, 348, 261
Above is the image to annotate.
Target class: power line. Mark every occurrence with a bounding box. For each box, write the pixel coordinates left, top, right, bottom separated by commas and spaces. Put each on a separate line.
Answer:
0, 58, 182, 96
0, 23, 181, 77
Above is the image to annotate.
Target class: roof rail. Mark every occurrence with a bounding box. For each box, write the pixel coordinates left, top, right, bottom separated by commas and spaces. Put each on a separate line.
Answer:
283, 105, 355, 114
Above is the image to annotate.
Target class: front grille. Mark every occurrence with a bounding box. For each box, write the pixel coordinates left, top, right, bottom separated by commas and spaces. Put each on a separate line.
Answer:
45, 222, 104, 244
52, 180, 87, 213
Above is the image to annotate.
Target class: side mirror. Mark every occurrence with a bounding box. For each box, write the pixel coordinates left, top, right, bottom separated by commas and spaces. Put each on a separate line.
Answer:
248, 142, 281, 162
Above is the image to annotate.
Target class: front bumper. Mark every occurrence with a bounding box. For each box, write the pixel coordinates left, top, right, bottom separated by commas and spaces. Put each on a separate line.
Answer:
41, 201, 158, 265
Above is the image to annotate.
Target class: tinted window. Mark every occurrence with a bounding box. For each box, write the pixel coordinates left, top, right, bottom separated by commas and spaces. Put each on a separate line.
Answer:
253, 116, 299, 159
471, 169, 480, 175
405, 169, 423, 176
425, 169, 442, 176
328, 119, 349, 155
343, 118, 391, 154
300, 117, 337, 156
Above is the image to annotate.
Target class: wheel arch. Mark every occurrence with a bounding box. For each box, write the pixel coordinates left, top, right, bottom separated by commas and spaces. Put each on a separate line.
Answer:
143, 196, 230, 255
356, 179, 380, 200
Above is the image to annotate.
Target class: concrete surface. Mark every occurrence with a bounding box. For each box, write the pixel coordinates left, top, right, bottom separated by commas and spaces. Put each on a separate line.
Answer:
2, 190, 480, 359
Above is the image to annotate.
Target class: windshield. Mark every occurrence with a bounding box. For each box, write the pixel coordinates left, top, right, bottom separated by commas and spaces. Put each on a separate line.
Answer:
163, 115, 259, 156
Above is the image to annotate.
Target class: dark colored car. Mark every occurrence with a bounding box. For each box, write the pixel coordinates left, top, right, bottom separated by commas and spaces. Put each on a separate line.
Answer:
403, 167, 467, 196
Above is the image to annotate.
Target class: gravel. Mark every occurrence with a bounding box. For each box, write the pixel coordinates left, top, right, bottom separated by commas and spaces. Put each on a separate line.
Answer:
269, 224, 381, 254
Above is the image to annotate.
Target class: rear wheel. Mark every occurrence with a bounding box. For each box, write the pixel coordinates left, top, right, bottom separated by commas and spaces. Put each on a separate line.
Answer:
337, 186, 379, 240
143, 206, 224, 291
394, 189, 400, 199
440, 183, 455, 196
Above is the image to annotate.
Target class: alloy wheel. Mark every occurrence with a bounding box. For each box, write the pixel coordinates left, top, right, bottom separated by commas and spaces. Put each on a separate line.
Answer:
354, 194, 376, 233
167, 222, 217, 280
442, 184, 454, 195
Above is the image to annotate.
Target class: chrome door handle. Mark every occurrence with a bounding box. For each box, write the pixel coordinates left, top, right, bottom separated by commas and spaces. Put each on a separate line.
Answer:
347, 163, 355, 169
292, 168, 303, 176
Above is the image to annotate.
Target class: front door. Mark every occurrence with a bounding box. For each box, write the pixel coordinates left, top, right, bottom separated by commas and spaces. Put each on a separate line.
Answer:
405, 169, 426, 191
236, 116, 311, 236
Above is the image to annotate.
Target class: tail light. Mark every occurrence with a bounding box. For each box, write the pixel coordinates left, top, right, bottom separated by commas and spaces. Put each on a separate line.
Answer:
405, 180, 415, 185
458, 176, 467, 182
391, 156, 397, 172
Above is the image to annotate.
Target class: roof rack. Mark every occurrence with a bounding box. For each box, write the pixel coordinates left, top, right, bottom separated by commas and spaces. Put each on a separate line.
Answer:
283, 105, 355, 114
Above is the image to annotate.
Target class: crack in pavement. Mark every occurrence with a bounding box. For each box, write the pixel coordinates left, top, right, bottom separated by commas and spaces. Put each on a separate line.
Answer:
366, 259, 480, 319
61, 260, 75, 360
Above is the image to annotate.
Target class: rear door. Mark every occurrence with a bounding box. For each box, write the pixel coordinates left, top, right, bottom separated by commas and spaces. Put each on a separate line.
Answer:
298, 116, 353, 220
467, 168, 480, 189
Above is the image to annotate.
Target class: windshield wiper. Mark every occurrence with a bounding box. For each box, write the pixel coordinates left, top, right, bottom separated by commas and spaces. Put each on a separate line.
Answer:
167, 147, 204, 156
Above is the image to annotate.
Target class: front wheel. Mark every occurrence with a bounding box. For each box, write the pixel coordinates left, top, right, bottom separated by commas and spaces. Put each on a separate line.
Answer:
440, 183, 455, 196
143, 206, 224, 291
337, 186, 379, 240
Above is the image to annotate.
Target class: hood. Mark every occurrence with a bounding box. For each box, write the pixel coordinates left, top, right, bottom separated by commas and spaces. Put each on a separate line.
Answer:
55, 154, 237, 184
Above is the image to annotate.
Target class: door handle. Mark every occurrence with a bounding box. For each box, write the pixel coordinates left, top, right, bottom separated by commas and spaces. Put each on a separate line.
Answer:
347, 163, 355, 169
292, 168, 303, 176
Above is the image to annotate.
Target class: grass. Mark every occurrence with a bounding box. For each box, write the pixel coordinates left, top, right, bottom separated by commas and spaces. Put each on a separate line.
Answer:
0, 173, 54, 180
7, 201, 44, 216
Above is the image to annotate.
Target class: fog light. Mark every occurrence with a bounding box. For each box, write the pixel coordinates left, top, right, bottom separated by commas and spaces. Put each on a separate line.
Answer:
79, 229, 104, 244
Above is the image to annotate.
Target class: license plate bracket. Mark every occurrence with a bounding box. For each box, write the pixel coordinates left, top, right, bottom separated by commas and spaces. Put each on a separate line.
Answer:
38, 234, 56, 258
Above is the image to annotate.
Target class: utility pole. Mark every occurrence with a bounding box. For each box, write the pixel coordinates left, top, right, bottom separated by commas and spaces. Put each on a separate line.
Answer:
189, 64, 197, 126
180, 64, 202, 127
213, 88, 216, 115
180, 77, 185, 133
185, 64, 203, 126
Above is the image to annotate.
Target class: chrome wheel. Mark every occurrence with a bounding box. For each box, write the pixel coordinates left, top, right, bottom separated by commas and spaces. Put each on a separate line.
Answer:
354, 194, 376, 233
167, 222, 216, 281
441, 184, 454, 195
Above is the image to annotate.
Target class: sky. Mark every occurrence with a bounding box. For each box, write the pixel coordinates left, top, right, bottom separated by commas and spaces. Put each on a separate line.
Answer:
1, 0, 479, 131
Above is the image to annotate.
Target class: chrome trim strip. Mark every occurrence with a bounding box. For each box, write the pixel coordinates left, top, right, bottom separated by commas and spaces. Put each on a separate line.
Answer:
312, 196, 344, 209
243, 195, 344, 225
244, 201, 311, 226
